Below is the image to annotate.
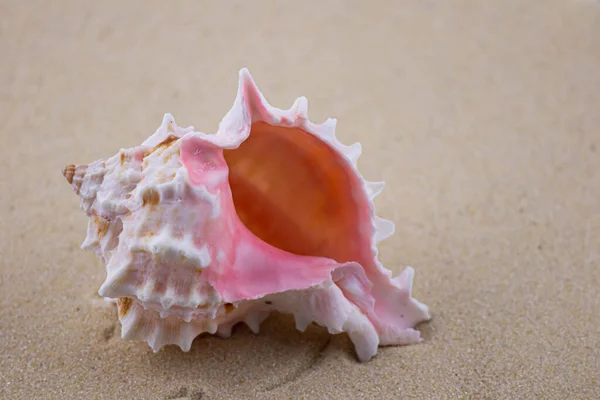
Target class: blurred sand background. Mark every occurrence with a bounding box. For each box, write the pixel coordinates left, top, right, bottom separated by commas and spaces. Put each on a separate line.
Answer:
1, 1, 599, 399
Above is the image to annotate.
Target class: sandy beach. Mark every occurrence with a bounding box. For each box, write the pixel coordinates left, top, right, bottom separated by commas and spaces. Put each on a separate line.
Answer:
1, 1, 599, 399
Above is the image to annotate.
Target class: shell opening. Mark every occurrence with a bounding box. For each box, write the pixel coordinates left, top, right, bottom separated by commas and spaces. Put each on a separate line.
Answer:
223, 122, 366, 264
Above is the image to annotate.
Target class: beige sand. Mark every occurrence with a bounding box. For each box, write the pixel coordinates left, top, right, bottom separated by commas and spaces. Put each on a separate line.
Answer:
1, 1, 599, 399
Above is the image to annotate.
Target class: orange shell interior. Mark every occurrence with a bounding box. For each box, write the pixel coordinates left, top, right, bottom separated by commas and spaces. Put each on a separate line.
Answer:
223, 122, 363, 264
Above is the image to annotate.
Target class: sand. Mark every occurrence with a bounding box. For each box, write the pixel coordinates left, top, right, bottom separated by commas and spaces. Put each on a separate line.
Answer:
1, 1, 599, 399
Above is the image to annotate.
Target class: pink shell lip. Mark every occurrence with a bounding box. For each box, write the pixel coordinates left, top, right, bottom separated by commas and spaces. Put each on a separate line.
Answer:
178, 68, 431, 349
67, 68, 430, 362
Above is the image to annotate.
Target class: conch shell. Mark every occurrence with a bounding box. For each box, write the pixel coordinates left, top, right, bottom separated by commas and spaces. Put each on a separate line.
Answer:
63, 69, 430, 361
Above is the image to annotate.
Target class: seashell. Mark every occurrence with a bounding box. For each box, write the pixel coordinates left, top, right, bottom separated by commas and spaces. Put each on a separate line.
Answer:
63, 68, 430, 362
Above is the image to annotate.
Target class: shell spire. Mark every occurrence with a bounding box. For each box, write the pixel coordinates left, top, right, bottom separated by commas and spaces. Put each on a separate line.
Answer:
63, 68, 430, 362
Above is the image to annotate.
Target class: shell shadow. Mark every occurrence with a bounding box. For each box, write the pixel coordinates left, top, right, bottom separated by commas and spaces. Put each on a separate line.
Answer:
143, 312, 351, 394
141, 311, 434, 396
414, 316, 434, 341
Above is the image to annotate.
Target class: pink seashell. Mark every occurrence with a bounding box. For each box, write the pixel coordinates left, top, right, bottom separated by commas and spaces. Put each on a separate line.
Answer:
63, 68, 430, 362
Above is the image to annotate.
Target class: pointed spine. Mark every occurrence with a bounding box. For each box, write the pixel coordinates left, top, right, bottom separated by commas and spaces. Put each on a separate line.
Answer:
374, 216, 395, 244
365, 181, 385, 200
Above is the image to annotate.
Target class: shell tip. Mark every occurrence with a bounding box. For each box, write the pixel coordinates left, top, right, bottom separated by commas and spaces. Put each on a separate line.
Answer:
62, 164, 75, 184
366, 181, 385, 199
293, 96, 309, 120
238, 67, 254, 87
374, 217, 395, 244
160, 113, 177, 132
317, 118, 337, 138
239, 67, 251, 77
345, 142, 362, 166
